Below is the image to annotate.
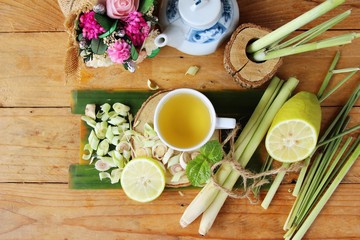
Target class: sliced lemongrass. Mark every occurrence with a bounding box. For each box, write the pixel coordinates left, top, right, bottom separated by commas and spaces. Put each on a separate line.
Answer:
108, 116, 126, 125
270, 10, 350, 51
319, 70, 357, 102
161, 147, 174, 165
152, 142, 168, 160
143, 122, 157, 137
147, 79, 159, 90
171, 171, 185, 182
261, 162, 289, 209
105, 125, 114, 142
252, 32, 360, 62
81, 116, 96, 128
167, 153, 180, 167
96, 139, 110, 156
95, 159, 111, 171
95, 121, 108, 139
185, 65, 200, 76
179, 152, 191, 169
82, 144, 93, 160
291, 142, 360, 240
113, 102, 130, 116
85, 104, 96, 119
88, 130, 100, 150
317, 51, 341, 99
247, 0, 345, 53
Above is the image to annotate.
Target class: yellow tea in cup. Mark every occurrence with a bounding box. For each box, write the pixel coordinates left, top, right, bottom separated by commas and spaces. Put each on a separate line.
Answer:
157, 93, 211, 149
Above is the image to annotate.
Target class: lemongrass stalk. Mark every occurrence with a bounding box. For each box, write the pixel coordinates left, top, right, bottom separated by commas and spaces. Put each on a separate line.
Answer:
293, 83, 359, 196
295, 137, 353, 226
252, 32, 360, 62
234, 80, 283, 154
253, 155, 273, 197
270, 10, 351, 51
179, 162, 233, 228
284, 153, 323, 230
319, 71, 357, 102
317, 51, 341, 99
291, 142, 360, 240
234, 77, 282, 149
332, 67, 360, 74
199, 78, 299, 235
261, 163, 290, 209
180, 77, 283, 227
247, 0, 345, 53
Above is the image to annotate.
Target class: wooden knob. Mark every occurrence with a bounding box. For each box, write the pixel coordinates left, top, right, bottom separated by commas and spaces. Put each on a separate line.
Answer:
224, 23, 282, 88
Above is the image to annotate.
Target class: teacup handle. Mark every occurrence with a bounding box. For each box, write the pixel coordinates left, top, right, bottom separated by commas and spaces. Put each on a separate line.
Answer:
215, 117, 236, 129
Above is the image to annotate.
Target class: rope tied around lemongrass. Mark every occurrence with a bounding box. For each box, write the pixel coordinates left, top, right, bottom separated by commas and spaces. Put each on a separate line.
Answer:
211, 126, 304, 204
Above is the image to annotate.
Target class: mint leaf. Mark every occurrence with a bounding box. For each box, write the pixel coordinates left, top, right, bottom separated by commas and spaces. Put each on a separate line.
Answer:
186, 155, 210, 187
200, 140, 223, 164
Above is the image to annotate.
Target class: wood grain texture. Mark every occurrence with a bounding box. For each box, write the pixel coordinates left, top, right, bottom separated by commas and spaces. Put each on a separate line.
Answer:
0, 0, 359, 32
0, 31, 359, 107
0, 183, 359, 239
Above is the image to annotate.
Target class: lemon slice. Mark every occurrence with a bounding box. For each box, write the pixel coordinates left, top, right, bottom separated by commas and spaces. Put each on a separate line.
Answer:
265, 92, 321, 163
121, 157, 166, 202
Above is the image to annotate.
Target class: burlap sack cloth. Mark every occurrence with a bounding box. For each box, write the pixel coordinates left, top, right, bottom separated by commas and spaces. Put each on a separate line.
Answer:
58, 0, 99, 82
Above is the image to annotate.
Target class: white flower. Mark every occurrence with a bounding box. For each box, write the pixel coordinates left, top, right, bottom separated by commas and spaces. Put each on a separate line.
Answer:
85, 54, 114, 68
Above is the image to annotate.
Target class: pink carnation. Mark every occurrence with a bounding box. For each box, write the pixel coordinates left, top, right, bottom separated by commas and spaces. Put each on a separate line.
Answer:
107, 39, 131, 63
79, 11, 106, 40
124, 11, 150, 47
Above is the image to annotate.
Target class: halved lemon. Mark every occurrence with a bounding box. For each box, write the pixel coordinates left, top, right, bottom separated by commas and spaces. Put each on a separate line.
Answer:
121, 157, 166, 203
265, 92, 321, 163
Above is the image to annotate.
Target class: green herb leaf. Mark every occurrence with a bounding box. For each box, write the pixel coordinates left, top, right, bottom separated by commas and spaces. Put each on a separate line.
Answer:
186, 155, 211, 187
200, 140, 223, 164
131, 44, 138, 61
91, 38, 108, 55
148, 48, 160, 58
94, 13, 115, 31
138, 0, 154, 13
99, 20, 118, 38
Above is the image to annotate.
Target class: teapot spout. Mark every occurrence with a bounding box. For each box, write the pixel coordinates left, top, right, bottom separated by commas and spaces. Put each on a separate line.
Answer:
154, 26, 184, 49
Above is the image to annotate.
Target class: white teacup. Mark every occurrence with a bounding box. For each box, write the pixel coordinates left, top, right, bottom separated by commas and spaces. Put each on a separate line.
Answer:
154, 88, 236, 152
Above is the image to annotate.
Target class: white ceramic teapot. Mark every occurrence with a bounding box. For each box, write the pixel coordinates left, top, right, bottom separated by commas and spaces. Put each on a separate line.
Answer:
154, 0, 239, 55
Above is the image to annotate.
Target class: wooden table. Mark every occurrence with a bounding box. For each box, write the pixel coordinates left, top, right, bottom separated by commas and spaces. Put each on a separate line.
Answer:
0, 0, 359, 239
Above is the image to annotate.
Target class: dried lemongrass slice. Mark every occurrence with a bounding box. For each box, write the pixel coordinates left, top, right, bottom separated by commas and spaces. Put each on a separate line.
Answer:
185, 65, 200, 76
147, 79, 159, 90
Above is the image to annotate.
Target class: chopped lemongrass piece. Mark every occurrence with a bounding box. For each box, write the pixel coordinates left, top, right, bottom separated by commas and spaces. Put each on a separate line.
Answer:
185, 65, 200, 76
252, 32, 360, 62
82, 144, 93, 160
332, 67, 360, 74
147, 79, 159, 90
247, 0, 345, 53
85, 104, 96, 119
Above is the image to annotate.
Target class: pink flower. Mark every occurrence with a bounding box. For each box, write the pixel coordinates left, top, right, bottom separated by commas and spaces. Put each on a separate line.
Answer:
79, 11, 106, 40
124, 11, 150, 47
107, 39, 131, 63
106, 0, 139, 20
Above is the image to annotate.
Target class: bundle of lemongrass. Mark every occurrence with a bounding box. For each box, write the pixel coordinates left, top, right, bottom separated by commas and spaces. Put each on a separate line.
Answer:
258, 51, 360, 239
180, 76, 300, 235
246, 0, 359, 62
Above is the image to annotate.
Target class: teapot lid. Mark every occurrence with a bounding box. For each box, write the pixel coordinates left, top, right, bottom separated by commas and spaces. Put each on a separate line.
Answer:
178, 0, 222, 29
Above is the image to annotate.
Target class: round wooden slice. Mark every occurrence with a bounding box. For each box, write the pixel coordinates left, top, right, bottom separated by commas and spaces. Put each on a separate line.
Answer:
224, 23, 282, 88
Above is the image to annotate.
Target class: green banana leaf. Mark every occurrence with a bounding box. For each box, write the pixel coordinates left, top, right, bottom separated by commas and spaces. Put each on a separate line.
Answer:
70, 89, 266, 190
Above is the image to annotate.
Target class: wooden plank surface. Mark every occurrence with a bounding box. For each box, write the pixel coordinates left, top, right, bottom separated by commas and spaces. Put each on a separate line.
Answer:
0, 0, 359, 239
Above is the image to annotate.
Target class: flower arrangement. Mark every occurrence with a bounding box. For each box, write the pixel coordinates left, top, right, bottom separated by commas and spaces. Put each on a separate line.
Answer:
75, 0, 160, 72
